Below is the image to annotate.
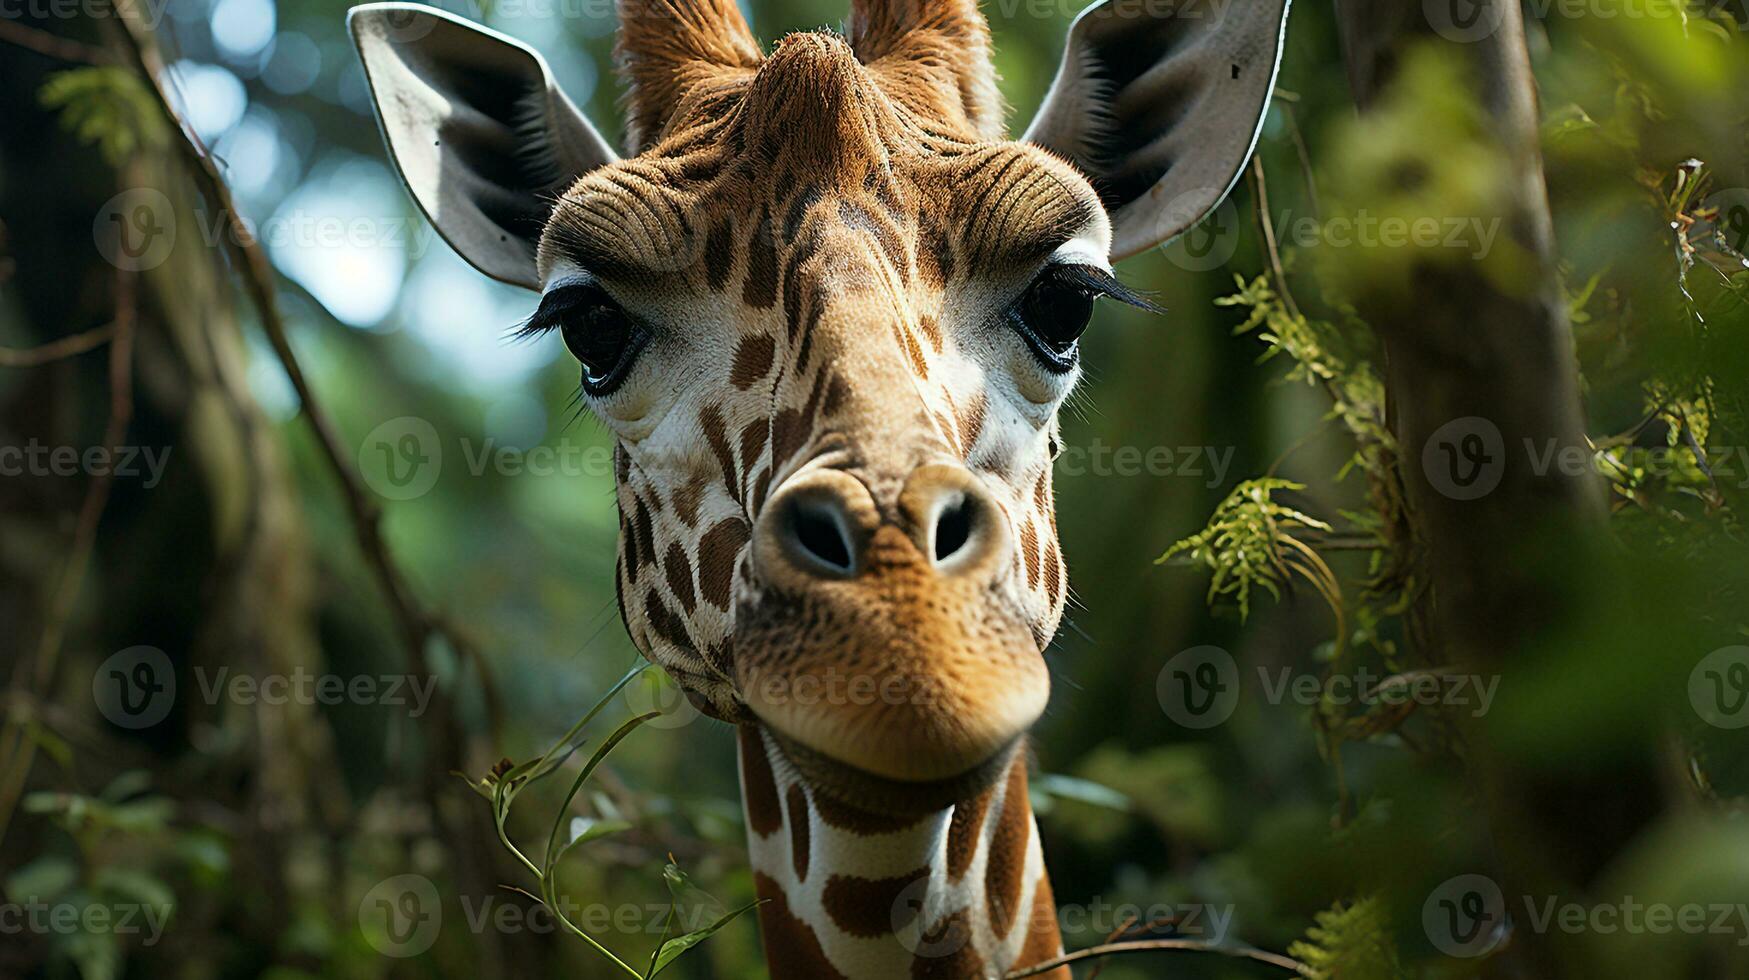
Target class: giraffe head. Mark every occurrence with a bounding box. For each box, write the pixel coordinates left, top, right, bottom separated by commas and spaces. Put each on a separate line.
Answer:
352, 0, 1286, 805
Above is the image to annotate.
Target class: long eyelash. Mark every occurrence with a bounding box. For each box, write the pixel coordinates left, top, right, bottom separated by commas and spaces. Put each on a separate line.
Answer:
512, 280, 605, 342
1055, 264, 1165, 314
510, 309, 558, 343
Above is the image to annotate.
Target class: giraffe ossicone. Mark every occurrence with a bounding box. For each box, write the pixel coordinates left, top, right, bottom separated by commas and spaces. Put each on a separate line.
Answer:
350, 0, 1289, 975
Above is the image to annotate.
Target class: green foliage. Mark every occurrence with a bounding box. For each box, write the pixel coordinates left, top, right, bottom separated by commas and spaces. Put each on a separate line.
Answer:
1316, 46, 1524, 303
38, 67, 168, 169
1159, 478, 1333, 621
7, 774, 186, 980
1055, 743, 1221, 850
1286, 898, 1402, 980
465, 662, 758, 978
1217, 274, 1393, 478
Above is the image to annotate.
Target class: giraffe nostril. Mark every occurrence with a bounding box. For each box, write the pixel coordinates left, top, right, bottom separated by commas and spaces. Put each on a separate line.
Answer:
933, 494, 975, 564
755, 470, 879, 585
899, 464, 1008, 578
783, 498, 856, 576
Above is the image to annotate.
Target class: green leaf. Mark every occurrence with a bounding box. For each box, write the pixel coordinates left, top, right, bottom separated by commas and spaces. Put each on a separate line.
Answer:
1286, 897, 1401, 980
38, 67, 168, 169
61, 926, 121, 980
543, 710, 661, 876
6, 856, 78, 903
92, 867, 174, 912
1159, 478, 1331, 620
644, 899, 762, 976
99, 770, 154, 804
1029, 773, 1132, 813
498, 661, 650, 805
551, 817, 632, 868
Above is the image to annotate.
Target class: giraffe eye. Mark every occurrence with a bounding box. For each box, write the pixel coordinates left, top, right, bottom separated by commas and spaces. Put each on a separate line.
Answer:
1009, 267, 1097, 372
1007, 264, 1161, 373
532, 283, 648, 395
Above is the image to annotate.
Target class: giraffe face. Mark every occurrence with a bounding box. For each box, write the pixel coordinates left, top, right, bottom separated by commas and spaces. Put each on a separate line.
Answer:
352, 0, 1288, 804
529, 34, 1111, 785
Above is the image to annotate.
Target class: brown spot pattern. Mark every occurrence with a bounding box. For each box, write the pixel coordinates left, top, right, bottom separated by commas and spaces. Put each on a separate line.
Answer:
644, 590, 691, 651
731, 332, 776, 389
742, 209, 778, 308
918, 313, 944, 353
672, 474, 706, 527
909, 909, 983, 980
945, 788, 991, 882
704, 218, 735, 292
753, 872, 848, 980
740, 727, 783, 837
663, 542, 697, 613
700, 405, 738, 493
1021, 520, 1040, 590
634, 497, 658, 570
813, 791, 924, 836
821, 867, 927, 938
984, 758, 1031, 938
737, 419, 769, 482
698, 518, 748, 611
956, 391, 985, 454
1014, 873, 1068, 977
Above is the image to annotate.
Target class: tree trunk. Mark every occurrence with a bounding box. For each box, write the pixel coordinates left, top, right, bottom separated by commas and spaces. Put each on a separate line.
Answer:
1330, 2, 1663, 976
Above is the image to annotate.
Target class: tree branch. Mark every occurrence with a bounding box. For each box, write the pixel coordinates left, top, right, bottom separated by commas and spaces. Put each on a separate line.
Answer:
0, 19, 112, 66
1004, 938, 1311, 979
0, 268, 135, 846
107, 1, 503, 744
0, 321, 117, 367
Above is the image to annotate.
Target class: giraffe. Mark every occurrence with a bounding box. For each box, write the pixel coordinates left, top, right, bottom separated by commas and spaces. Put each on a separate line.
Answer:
349, 0, 1289, 975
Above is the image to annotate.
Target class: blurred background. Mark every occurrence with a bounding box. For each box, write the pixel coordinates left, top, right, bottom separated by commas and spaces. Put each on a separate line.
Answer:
1, 0, 1747, 977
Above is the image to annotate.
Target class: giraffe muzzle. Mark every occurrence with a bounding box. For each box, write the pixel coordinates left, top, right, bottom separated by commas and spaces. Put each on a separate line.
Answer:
736, 463, 1047, 786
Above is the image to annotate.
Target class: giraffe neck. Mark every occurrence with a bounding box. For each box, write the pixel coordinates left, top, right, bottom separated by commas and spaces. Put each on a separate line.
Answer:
736, 726, 1069, 979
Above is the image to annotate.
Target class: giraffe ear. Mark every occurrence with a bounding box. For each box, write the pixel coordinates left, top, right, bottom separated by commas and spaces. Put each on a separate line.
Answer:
348, 3, 617, 289
616, 0, 764, 153
1022, 0, 1292, 261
